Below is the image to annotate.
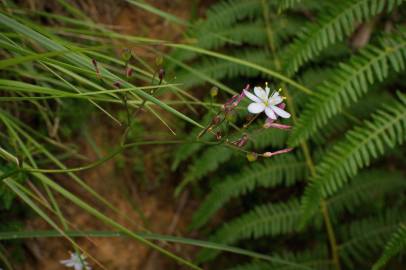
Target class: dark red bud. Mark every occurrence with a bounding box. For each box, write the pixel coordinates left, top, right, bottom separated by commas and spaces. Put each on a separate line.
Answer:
113, 82, 121, 88
92, 59, 100, 77
158, 68, 165, 81
211, 115, 221, 126
126, 67, 133, 77
237, 134, 249, 147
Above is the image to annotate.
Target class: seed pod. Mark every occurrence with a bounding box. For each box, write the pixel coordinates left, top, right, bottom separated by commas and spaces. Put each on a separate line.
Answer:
210, 87, 219, 97
225, 110, 237, 123
246, 152, 257, 162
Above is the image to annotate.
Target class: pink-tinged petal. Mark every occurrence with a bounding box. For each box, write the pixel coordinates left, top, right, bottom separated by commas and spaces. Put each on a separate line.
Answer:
269, 95, 283, 105
265, 107, 277, 119
248, 102, 265, 113
271, 105, 291, 118
265, 117, 275, 126
278, 103, 286, 109
244, 90, 261, 103
254, 86, 267, 100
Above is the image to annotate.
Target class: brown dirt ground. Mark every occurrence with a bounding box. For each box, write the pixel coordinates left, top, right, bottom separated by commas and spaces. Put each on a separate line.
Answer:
13, 1, 209, 269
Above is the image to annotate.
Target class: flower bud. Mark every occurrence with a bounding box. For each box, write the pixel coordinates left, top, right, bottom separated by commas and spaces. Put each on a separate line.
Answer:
246, 152, 257, 162
113, 81, 121, 88
121, 48, 131, 61
92, 59, 100, 78
263, 122, 292, 130
263, 148, 294, 158
211, 115, 221, 126
126, 67, 133, 77
236, 134, 249, 147
210, 87, 219, 97
215, 132, 222, 140
158, 68, 165, 82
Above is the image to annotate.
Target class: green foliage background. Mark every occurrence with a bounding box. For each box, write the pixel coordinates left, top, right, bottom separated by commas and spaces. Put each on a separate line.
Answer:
171, 0, 406, 269
0, 0, 405, 270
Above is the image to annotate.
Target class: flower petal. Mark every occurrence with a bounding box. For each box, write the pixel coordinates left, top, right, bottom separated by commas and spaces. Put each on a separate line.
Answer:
265, 86, 270, 97
269, 95, 283, 105
265, 107, 277, 119
243, 90, 261, 103
271, 105, 291, 118
254, 86, 267, 100
248, 102, 265, 113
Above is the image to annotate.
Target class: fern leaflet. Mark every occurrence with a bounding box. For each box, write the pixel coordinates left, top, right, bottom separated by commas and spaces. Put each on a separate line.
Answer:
289, 34, 406, 147
191, 154, 306, 229
300, 93, 406, 224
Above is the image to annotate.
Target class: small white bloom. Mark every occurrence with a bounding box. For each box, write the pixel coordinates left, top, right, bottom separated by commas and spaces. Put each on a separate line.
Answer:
244, 86, 291, 120
60, 252, 91, 270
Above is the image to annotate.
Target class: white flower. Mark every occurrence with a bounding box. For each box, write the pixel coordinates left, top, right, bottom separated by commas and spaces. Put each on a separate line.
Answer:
60, 252, 91, 270
244, 86, 291, 120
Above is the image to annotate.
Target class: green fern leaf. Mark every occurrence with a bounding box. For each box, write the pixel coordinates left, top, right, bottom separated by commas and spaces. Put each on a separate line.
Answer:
289, 34, 406, 147
197, 199, 321, 262
326, 170, 406, 217
201, 0, 262, 31
327, 169, 406, 217
175, 49, 272, 89
338, 211, 406, 268
300, 93, 406, 225
175, 145, 234, 195
276, 0, 304, 11
226, 246, 332, 270
372, 223, 406, 270
197, 21, 267, 50
190, 154, 306, 229
284, 0, 403, 74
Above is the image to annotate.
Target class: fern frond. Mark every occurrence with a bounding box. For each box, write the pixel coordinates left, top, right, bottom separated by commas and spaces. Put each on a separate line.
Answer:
300, 93, 406, 224
190, 154, 306, 229
176, 145, 234, 194
250, 128, 289, 149
327, 169, 406, 217
171, 113, 213, 171
197, 21, 267, 50
283, 0, 403, 74
201, 0, 262, 31
197, 199, 319, 262
175, 49, 272, 89
276, 0, 303, 11
227, 246, 332, 270
372, 223, 406, 270
338, 211, 406, 268
289, 34, 406, 146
